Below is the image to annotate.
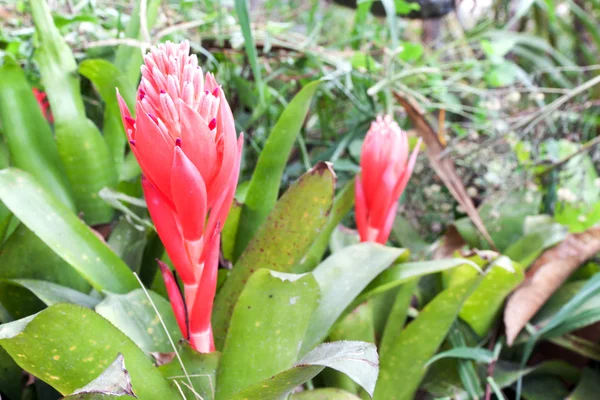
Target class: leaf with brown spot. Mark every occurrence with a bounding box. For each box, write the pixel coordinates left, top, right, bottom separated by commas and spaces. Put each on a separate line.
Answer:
504, 226, 600, 345
393, 91, 496, 250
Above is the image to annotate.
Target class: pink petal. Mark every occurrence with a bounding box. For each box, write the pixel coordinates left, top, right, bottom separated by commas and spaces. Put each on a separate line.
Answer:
178, 100, 217, 181
171, 147, 208, 241
142, 176, 194, 284
116, 89, 134, 140
189, 228, 220, 353
158, 260, 188, 339
136, 109, 175, 195
376, 202, 399, 244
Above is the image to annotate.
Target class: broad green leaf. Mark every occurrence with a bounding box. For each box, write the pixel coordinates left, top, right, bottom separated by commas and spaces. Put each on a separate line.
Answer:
425, 347, 494, 367
373, 279, 480, 400
569, 368, 600, 400
0, 59, 74, 209
291, 388, 362, 399
0, 168, 137, 294
31, 0, 117, 224
0, 346, 21, 400
0, 304, 177, 398
2, 279, 100, 309
533, 281, 591, 323
221, 200, 242, 262
107, 217, 149, 274
298, 179, 355, 272
329, 225, 360, 253
79, 59, 136, 173
158, 343, 220, 400
62, 354, 135, 399
522, 376, 569, 400
379, 279, 418, 356
233, 81, 320, 259
231, 341, 378, 400
324, 304, 375, 395
455, 190, 541, 251
504, 216, 567, 267
301, 243, 407, 354
215, 270, 320, 400
213, 163, 334, 348
458, 257, 524, 336
391, 216, 430, 258
356, 258, 480, 304
95, 289, 181, 354
0, 224, 90, 319
114, 0, 161, 86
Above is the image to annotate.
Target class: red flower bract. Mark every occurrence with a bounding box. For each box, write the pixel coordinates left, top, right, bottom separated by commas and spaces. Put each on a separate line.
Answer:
355, 115, 420, 244
117, 41, 243, 352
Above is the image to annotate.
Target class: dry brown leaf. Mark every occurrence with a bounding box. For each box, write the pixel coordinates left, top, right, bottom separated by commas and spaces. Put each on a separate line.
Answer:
394, 91, 496, 250
504, 226, 600, 345
432, 225, 466, 260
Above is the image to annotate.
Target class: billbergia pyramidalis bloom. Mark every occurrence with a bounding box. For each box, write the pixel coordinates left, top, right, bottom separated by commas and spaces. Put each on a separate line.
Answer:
355, 115, 420, 244
117, 41, 243, 352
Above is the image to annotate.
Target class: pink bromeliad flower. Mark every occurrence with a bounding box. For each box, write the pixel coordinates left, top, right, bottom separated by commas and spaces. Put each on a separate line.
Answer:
355, 115, 420, 244
117, 41, 243, 352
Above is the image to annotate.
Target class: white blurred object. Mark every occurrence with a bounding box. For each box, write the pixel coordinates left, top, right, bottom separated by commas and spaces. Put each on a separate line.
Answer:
456, 0, 494, 30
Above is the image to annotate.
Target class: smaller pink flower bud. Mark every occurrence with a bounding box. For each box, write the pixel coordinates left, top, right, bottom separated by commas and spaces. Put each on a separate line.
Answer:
356, 115, 420, 244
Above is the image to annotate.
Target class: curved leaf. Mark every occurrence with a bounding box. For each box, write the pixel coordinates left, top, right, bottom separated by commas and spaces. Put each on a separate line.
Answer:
301, 243, 407, 354
233, 81, 321, 258
0, 168, 137, 293
31, 0, 117, 224
0, 304, 178, 398
373, 279, 481, 400
0, 59, 74, 209
213, 162, 334, 348
2, 279, 99, 309
231, 341, 378, 400
95, 289, 181, 353
216, 270, 320, 400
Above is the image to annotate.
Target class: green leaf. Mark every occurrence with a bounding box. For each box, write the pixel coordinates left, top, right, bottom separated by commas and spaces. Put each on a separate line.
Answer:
234, 0, 264, 103
107, 217, 149, 274
0, 168, 137, 294
0, 346, 21, 400
233, 81, 320, 259
329, 225, 360, 253
324, 304, 375, 395
569, 368, 600, 400
0, 59, 75, 209
458, 257, 524, 336
231, 341, 378, 400
373, 279, 480, 400
113, 0, 161, 86
0, 304, 177, 398
504, 216, 567, 267
95, 289, 181, 354
379, 279, 418, 356
298, 180, 355, 272
31, 0, 117, 224
357, 258, 480, 303
425, 347, 494, 367
79, 59, 136, 174
213, 162, 334, 348
221, 200, 242, 262
0, 224, 91, 319
158, 343, 220, 400
301, 243, 407, 354
2, 279, 100, 309
455, 190, 541, 251
215, 270, 320, 400
62, 354, 135, 399
291, 388, 362, 399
